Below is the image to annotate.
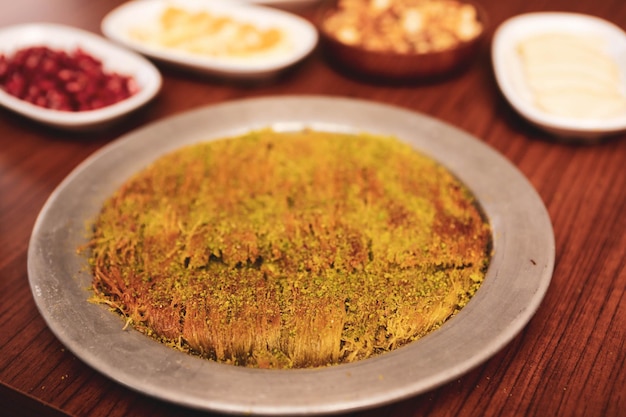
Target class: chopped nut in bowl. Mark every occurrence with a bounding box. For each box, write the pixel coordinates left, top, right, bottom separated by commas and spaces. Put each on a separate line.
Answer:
318, 0, 486, 80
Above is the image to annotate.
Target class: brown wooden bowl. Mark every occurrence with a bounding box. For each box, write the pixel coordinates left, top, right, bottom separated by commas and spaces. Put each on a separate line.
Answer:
317, 0, 487, 80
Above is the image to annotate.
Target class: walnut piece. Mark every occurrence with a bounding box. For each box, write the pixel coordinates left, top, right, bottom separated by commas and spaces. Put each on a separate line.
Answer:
323, 0, 483, 54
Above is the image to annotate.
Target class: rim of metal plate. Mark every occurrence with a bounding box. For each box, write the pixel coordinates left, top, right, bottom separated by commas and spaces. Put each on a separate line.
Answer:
28, 95, 555, 415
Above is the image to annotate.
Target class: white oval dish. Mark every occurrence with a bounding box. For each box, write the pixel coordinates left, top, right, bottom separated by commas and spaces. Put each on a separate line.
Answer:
492, 12, 626, 140
137, 0, 323, 9
236, 0, 322, 9
101, 0, 318, 79
0, 23, 162, 131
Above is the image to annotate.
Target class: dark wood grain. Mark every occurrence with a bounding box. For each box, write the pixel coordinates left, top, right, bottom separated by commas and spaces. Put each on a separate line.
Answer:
1, 1, 624, 416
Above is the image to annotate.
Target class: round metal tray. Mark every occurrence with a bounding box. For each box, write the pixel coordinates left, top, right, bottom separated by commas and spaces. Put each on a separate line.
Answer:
28, 96, 555, 415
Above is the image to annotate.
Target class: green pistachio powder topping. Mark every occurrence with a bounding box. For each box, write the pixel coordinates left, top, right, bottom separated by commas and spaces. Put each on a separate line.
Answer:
87, 129, 492, 369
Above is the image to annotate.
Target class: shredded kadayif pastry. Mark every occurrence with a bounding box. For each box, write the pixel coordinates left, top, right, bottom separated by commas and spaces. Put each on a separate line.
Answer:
86, 129, 492, 369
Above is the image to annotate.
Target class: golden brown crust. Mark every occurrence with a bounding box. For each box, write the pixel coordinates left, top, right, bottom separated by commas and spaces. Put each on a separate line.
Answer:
87, 130, 491, 368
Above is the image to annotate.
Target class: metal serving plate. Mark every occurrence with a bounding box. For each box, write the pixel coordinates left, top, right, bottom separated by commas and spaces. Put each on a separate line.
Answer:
28, 96, 555, 415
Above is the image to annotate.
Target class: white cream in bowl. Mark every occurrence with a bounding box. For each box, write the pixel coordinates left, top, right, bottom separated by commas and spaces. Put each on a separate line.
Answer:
492, 12, 626, 140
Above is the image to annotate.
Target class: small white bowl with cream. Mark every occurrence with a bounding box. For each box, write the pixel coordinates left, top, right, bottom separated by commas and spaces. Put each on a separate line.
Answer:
101, 0, 318, 80
492, 12, 626, 141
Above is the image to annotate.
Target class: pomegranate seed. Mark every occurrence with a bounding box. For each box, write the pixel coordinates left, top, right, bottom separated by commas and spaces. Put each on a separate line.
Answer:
0, 46, 138, 112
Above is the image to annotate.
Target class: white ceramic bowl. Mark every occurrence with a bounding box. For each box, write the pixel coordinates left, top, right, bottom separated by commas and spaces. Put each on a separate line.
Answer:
138, 0, 323, 10
101, 0, 318, 79
236, 0, 322, 8
0, 23, 162, 131
492, 12, 626, 141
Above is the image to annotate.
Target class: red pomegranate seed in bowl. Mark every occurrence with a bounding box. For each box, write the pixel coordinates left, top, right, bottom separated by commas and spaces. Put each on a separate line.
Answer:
0, 46, 139, 112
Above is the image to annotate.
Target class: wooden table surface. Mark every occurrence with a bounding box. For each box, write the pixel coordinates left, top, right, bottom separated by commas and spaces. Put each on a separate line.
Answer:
1, 1, 624, 416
